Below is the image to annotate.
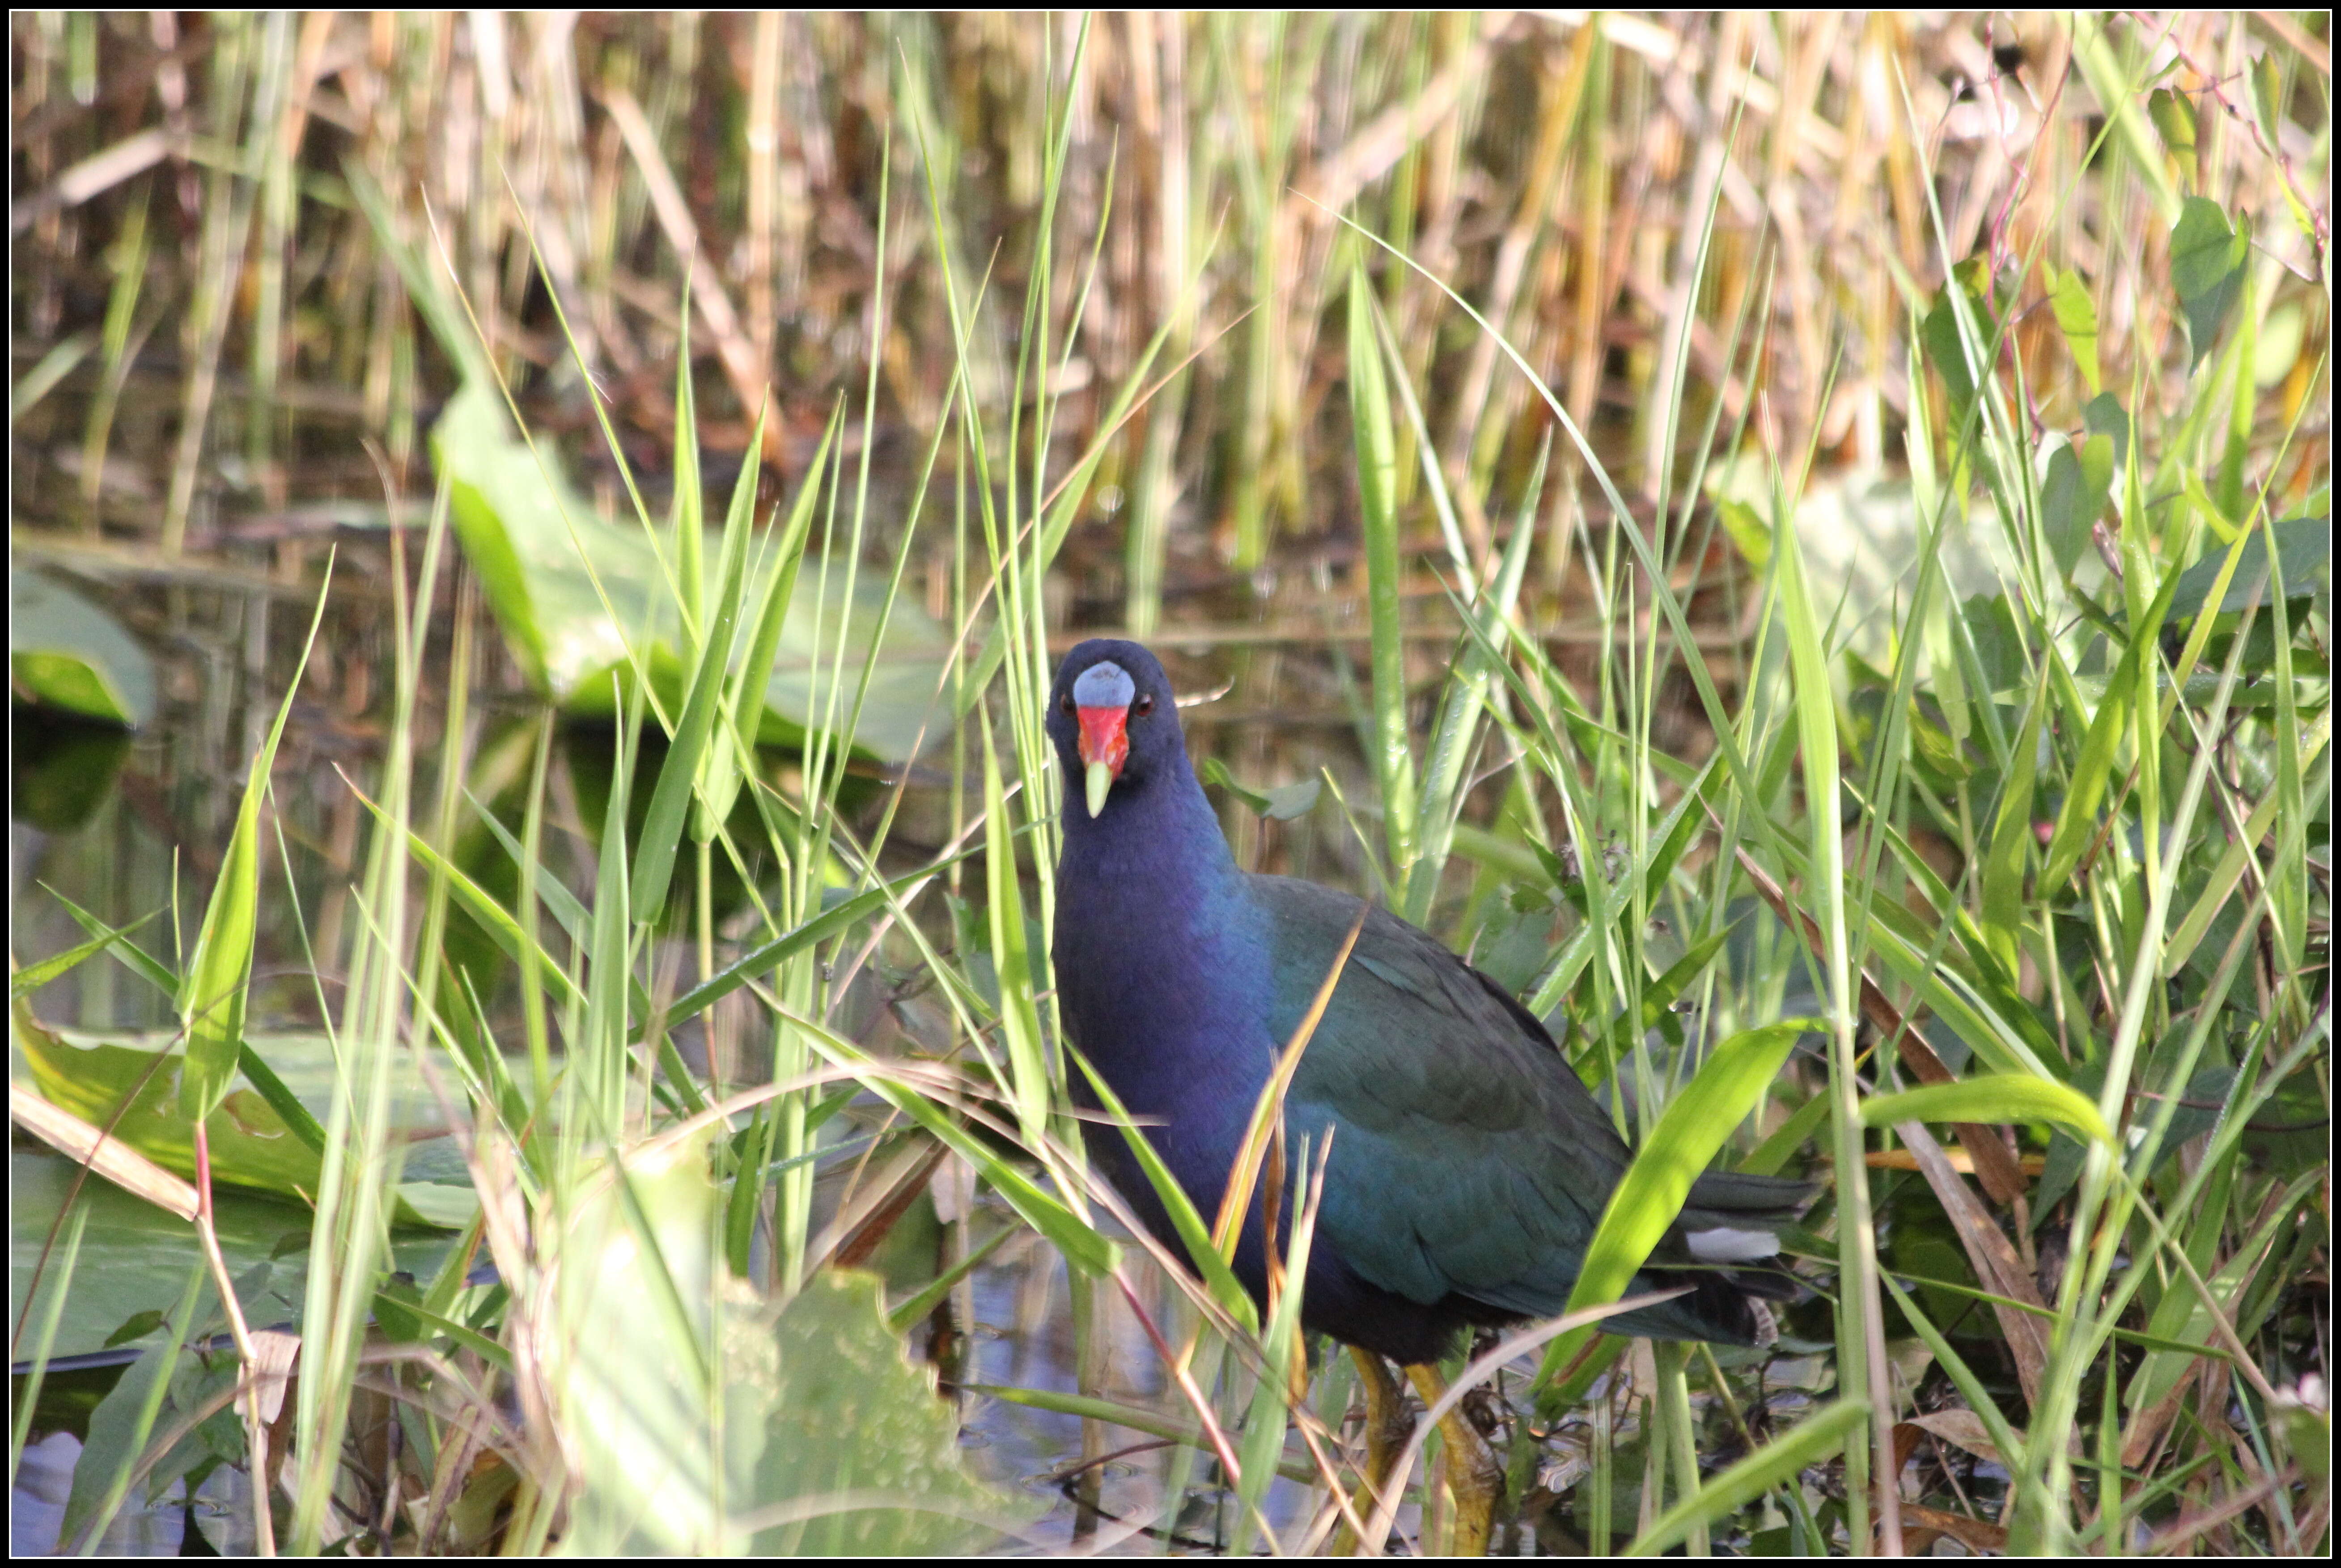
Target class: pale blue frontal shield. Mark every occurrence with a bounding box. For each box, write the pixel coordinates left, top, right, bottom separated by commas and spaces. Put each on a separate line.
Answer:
1073, 661, 1135, 709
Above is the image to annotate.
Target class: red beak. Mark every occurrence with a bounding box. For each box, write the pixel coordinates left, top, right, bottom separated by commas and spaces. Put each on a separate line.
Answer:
1076, 704, 1130, 778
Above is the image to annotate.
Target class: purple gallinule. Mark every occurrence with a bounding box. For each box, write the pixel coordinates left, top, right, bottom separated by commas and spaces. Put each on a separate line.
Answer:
1047, 640, 1804, 1550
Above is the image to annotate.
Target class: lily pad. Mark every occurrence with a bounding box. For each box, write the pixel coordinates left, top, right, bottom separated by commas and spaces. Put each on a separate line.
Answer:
13, 1016, 472, 1229
8, 1146, 460, 1366
11, 712, 132, 832
432, 382, 951, 764
10, 571, 157, 729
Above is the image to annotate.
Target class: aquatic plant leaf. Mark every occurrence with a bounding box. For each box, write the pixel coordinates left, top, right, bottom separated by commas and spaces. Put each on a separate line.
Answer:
13, 1019, 468, 1227
547, 1127, 1024, 1554
10, 570, 156, 728
429, 382, 950, 763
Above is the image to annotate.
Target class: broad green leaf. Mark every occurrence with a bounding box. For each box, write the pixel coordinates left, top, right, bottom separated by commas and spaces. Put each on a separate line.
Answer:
2146, 86, 2197, 168
1921, 263, 1995, 419
429, 379, 949, 763
2167, 514, 2329, 617
16, 1017, 465, 1225
2083, 392, 2131, 468
10, 571, 157, 728
13, 721, 131, 833
1201, 755, 1272, 814
8, 1145, 462, 1366
1202, 757, 1321, 822
2039, 433, 2113, 578
2249, 53, 2286, 153
58, 1259, 208, 1551
2169, 197, 2248, 367
548, 1126, 1025, 1554
743, 1271, 1029, 1552
1717, 496, 1771, 571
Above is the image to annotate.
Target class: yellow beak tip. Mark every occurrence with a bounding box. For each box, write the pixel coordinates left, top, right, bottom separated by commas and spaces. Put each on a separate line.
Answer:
1085, 760, 1112, 818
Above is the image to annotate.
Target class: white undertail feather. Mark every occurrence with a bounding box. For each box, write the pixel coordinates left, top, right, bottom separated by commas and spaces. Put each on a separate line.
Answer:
1685, 1225, 1783, 1263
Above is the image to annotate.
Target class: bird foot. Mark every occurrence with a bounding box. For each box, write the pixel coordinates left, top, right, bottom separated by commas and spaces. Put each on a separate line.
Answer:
1332, 1348, 1412, 1556
1407, 1363, 1506, 1557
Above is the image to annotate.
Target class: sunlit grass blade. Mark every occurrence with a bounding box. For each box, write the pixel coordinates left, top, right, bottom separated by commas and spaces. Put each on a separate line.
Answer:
1346, 256, 1419, 888
1537, 1018, 1810, 1383
10, 909, 160, 1000
1861, 1077, 2112, 1144
177, 561, 332, 1123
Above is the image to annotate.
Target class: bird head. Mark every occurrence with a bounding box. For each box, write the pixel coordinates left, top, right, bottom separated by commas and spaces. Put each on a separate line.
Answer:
1046, 639, 1183, 818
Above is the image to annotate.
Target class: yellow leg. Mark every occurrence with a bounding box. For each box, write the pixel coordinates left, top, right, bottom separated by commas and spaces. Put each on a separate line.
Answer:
1332, 1347, 1412, 1556
1406, 1363, 1504, 1557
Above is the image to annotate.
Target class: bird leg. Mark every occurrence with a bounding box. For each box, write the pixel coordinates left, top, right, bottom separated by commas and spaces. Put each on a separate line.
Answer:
1332, 1347, 1412, 1556
1406, 1362, 1505, 1557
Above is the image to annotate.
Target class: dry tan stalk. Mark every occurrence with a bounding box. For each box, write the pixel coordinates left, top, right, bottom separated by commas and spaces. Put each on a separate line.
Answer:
603, 84, 772, 453
8, 1081, 200, 1220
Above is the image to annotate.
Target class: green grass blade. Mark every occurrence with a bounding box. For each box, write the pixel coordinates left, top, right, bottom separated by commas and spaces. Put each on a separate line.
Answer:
1626, 1398, 1867, 1557
1863, 1078, 2112, 1145
177, 562, 333, 1122
11, 910, 160, 1000
1346, 257, 1418, 886
1539, 1019, 1810, 1382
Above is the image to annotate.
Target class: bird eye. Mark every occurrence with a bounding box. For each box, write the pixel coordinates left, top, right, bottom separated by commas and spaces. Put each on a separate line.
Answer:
1059, 692, 1075, 716
1133, 694, 1155, 717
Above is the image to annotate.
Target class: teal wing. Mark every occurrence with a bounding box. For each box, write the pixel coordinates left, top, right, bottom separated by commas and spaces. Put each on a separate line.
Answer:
1252, 875, 1644, 1316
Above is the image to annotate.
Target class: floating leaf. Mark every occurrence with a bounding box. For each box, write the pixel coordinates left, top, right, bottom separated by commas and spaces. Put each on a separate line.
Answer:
432, 383, 950, 764
9, 571, 157, 729
8, 1144, 459, 1366
14, 1018, 468, 1227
